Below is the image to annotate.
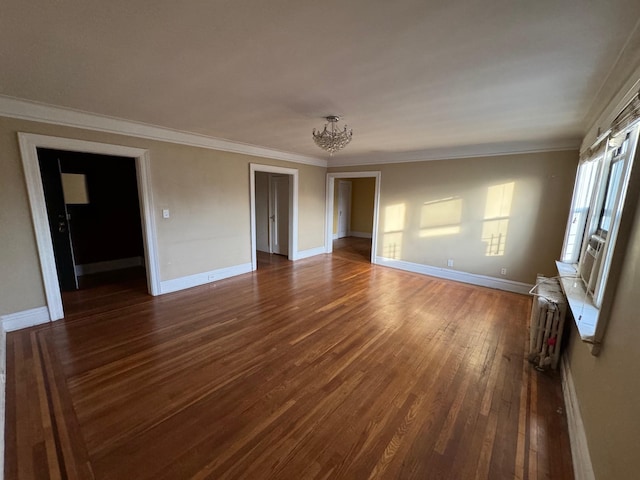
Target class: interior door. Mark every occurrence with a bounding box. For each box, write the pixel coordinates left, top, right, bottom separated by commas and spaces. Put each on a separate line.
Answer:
338, 180, 352, 239
269, 174, 289, 256
37, 149, 79, 291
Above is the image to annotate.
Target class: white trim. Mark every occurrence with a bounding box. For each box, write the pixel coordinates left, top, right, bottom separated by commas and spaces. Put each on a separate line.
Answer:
75, 256, 143, 276
556, 262, 598, 342
0, 306, 51, 332
0, 96, 580, 169
375, 257, 533, 294
249, 164, 299, 271
0, 95, 326, 168
327, 141, 579, 167
561, 356, 596, 480
18, 133, 161, 320
349, 231, 373, 239
326, 171, 381, 264
0, 321, 5, 480
581, 28, 640, 152
293, 246, 326, 261
332, 233, 339, 240
159, 263, 252, 294
136, 151, 161, 296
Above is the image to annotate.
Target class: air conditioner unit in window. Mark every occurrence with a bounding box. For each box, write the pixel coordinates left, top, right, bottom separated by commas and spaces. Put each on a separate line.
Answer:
578, 235, 605, 294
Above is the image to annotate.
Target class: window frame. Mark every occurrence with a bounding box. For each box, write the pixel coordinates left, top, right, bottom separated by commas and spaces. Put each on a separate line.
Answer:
560, 157, 599, 265
558, 123, 640, 351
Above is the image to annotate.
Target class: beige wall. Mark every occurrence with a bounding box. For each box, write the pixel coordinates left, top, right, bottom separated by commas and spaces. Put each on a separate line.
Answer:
0, 116, 326, 316
332, 179, 340, 235
255, 172, 269, 252
349, 177, 375, 234
297, 164, 326, 251
0, 118, 47, 314
565, 182, 640, 480
330, 150, 578, 283
333, 178, 342, 236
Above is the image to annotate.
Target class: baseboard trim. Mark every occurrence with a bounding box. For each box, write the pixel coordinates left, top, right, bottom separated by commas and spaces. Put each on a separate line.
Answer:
294, 246, 326, 260
349, 231, 372, 239
0, 322, 6, 480
0, 306, 51, 332
332, 233, 339, 240
561, 355, 595, 480
159, 263, 253, 294
75, 256, 143, 276
374, 257, 533, 294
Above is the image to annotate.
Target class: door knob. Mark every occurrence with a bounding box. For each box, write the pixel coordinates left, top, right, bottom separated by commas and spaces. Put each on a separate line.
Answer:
57, 213, 67, 233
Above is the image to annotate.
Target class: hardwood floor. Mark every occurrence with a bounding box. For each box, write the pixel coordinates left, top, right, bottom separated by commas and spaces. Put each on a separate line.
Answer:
5, 250, 573, 479
332, 237, 372, 263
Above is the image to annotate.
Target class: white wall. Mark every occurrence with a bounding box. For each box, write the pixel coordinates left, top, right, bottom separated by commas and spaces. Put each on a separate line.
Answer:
255, 172, 269, 252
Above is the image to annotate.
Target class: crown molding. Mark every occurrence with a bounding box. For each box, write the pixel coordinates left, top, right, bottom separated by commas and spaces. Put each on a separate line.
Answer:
580, 69, 640, 154
581, 17, 640, 136
327, 138, 580, 167
0, 95, 328, 168
0, 95, 581, 169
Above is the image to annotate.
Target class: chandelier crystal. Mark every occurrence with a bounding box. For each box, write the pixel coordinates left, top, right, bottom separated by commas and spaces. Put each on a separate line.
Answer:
312, 116, 353, 155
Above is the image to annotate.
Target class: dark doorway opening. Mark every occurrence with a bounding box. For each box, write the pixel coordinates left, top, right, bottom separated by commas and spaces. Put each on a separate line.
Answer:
37, 148, 147, 310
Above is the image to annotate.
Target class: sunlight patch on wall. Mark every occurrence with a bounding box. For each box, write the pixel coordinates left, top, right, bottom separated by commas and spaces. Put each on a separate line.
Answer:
482, 219, 509, 256
383, 203, 406, 259
419, 196, 462, 238
481, 182, 514, 256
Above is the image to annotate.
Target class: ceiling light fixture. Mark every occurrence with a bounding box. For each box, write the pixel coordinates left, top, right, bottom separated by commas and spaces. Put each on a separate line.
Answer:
312, 115, 353, 155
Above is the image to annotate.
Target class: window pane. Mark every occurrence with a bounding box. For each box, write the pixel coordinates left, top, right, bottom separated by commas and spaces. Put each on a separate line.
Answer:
599, 158, 624, 233
562, 160, 597, 263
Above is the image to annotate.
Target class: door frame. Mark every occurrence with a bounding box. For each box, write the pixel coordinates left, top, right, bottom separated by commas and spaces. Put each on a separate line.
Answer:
249, 163, 298, 270
325, 171, 381, 263
18, 133, 161, 321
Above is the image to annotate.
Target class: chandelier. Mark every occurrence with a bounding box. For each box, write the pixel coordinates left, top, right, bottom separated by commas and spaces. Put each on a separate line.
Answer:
312, 115, 353, 155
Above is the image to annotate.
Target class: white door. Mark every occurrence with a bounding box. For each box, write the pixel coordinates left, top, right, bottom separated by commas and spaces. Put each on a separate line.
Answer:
337, 180, 352, 239
269, 175, 289, 255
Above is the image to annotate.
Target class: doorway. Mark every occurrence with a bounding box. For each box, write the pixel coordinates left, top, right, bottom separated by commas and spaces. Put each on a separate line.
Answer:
37, 148, 147, 302
254, 172, 290, 261
249, 164, 299, 270
19, 133, 160, 321
326, 172, 381, 264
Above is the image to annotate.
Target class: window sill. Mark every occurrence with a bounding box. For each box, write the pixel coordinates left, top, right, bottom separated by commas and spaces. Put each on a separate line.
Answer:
555, 261, 599, 343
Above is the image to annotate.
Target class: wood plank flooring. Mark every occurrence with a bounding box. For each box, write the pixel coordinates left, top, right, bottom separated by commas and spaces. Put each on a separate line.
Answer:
5, 242, 573, 479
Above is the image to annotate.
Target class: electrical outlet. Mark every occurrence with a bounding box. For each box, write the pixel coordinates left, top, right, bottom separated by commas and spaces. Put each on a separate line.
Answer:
500, 268, 507, 275
162, 208, 170, 219
447, 259, 454, 267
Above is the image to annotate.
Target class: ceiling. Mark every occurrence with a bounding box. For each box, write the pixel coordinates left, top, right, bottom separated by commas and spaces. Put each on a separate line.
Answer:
2, 0, 640, 165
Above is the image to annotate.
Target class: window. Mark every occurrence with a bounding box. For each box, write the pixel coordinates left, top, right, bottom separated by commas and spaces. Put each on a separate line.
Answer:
559, 120, 639, 346
561, 159, 598, 264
